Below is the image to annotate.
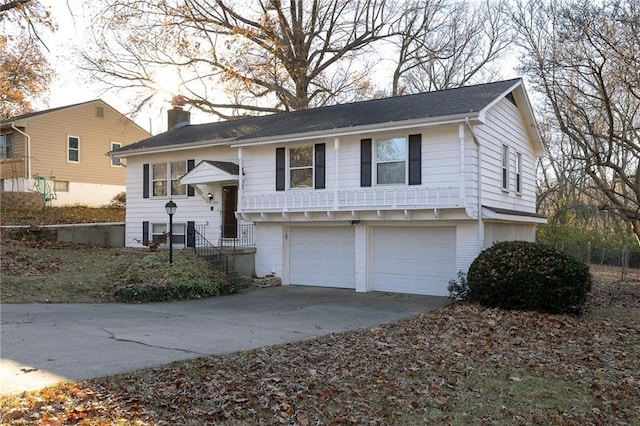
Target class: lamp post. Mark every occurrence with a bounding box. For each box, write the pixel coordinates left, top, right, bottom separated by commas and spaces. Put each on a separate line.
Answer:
164, 199, 177, 264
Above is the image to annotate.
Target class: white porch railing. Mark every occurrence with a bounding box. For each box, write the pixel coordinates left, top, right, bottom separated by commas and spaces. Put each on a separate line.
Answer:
240, 187, 463, 212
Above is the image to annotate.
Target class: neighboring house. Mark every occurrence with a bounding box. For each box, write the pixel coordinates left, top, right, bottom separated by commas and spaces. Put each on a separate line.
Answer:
113, 79, 546, 296
0, 100, 151, 206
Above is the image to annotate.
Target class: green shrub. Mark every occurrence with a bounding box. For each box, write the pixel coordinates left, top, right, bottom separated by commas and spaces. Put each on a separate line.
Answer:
447, 271, 469, 301
467, 241, 591, 314
108, 192, 126, 208
113, 251, 236, 302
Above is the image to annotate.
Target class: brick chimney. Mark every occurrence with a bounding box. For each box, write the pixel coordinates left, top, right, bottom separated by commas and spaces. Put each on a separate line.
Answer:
167, 95, 190, 130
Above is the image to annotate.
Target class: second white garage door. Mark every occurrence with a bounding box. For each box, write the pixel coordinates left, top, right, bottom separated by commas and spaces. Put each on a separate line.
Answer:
372, 227, 456, 296
289, 226, 355, 288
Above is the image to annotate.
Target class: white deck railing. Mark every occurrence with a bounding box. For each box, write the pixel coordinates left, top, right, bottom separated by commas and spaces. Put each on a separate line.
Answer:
240, 187, 463, 212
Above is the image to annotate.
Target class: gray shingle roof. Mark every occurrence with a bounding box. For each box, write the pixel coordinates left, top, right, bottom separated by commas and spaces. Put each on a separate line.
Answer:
118, 79, 521, 153
203, 160, 239, 175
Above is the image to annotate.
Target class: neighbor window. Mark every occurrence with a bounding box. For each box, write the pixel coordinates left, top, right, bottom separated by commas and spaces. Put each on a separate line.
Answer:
68, 136, 80, 162
0, 133, 14, 159
289, 146, 313, 188
111, 142, 122, 167
376, 137, 406, 184
53, 180, 69, 192
516, 152, 522, 193
152, 161, 187, 197
502, 145, 509, 190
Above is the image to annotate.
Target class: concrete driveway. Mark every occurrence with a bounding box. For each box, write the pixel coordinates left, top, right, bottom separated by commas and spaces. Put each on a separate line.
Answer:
0, 286, 448, 395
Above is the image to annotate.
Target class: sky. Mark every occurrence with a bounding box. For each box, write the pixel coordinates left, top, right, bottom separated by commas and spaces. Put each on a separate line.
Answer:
36, 1, 521, 136
36, 0, 209, 134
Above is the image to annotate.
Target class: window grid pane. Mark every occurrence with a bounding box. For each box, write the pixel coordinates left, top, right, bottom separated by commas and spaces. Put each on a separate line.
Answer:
376, 138, 406, 162
290, 169, 313, 188
377, 162, 406, 184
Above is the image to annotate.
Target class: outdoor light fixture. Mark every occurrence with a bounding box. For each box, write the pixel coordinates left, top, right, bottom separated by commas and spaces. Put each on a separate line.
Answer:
164, 199, 177, 264
207, 192, 213, 203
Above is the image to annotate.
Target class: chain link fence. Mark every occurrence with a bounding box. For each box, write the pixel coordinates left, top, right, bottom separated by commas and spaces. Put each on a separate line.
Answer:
539, 241, 640, 282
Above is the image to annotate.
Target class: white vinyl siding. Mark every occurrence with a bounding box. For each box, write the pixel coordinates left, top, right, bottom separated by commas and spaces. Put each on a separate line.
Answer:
475, 97, 537, 212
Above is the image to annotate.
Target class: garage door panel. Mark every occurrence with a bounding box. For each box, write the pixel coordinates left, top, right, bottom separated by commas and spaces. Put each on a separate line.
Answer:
290, 227, 355, 288
372, 227, 455, 296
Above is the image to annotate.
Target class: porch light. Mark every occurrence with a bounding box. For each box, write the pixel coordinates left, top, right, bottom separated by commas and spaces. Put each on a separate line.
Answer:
164, 199, 177, 264
207, 192, 213, 203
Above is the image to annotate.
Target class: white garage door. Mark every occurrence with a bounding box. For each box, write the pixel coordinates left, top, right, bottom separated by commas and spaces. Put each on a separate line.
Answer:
372, 227, 456, 296
289, 226, 355, 288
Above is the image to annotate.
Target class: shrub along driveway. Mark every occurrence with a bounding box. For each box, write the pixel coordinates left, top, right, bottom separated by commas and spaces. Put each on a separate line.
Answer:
0, 286, 448, 395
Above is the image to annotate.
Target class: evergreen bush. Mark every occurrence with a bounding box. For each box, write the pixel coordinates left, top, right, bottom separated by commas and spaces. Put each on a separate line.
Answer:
467, 241, 591, 314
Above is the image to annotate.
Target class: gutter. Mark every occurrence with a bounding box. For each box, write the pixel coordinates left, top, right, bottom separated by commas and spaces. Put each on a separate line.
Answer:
464, 117, 483, 253
10, 123, 32, 191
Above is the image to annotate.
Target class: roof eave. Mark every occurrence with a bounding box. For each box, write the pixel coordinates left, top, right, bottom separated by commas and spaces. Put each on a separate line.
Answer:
110, 138, 235, 158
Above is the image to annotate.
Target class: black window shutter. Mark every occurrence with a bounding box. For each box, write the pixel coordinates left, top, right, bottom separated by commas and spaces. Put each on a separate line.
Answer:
360, 138, 372, 187
275, 147, 286, 191
143, 163, 150, 198
142, 221, 149, 243
408, 134, 422, 185
314, 143, 325, 189
187, 159, 195, 196
186, 221, 195, 247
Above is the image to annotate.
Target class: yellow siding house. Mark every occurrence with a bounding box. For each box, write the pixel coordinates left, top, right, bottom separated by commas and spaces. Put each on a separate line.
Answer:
0, 100, 150, 207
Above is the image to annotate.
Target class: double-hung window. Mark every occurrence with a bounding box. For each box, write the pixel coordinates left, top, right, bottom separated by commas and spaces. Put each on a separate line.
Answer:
111, 142, 122, 167
152, 161, 187, 197
0, 133, 13, 159
502, 145, 509, 190
68, 136, 80, 162
516, 153, 522, 193
376, 137, 406, 184
289, 146, 313, 188
151, 223, 185, 245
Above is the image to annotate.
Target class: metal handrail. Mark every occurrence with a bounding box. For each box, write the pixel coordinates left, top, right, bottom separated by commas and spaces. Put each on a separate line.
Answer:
192, 226, 228, 274
219, 223, 255, 249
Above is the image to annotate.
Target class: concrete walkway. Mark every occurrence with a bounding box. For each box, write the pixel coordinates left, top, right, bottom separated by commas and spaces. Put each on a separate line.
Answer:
0, 286, 448, 395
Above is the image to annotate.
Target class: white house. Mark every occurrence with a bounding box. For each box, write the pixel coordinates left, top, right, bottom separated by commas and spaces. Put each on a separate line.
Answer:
112, 79, 546, 296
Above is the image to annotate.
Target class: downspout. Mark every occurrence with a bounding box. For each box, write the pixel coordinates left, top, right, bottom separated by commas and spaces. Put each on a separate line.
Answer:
238, 147, 244, 216
458, 124, 466, 208
333, 137, 340, 211
11, 123, 32, 191
464, 117, 482, 253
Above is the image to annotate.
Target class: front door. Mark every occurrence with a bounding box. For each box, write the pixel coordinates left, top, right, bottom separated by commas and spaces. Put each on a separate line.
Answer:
222, 186, 238, 238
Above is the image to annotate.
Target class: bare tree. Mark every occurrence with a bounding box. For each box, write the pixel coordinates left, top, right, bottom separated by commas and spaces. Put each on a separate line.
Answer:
0, 0, 54, 118
512, 0, 640, 243
389, 0, 510, 95
79, 0, 395, 119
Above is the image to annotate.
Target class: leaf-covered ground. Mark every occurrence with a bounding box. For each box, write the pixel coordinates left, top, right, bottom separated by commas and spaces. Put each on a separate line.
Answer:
2, 278, 638, 425
0, 206, 124, 227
